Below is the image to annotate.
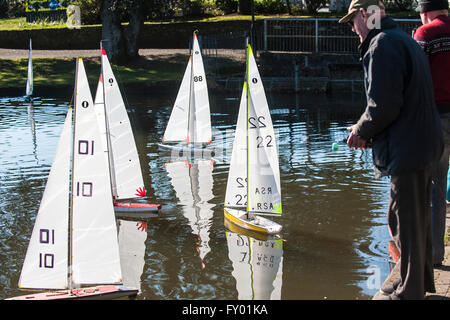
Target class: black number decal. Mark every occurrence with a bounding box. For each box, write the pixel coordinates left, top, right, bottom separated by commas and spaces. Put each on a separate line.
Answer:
81, 101, 89, 108
39, 229, 55, 244
39, 253, 54, 268
76, 182, 93, 197
236, 177, 247, 188
249, 116, 266, 129
78, 140, 94, 155
266, 135, 273, 147
257, 136, 263, 148
109, 78, 114, 86
235, 194, 247, 206
257, 135, 273, 148
193, 76, 203, 82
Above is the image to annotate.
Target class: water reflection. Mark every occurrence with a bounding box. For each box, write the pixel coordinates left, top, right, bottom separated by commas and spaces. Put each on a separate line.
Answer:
26, 101, 38, 163
163, 158, 215, 269
117, 219, 148, 294
225, 226, 283, 300
0, 92, 394, 300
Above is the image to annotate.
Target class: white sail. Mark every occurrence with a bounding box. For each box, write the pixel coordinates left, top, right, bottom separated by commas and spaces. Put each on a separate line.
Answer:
101, 48, 145, 200
162, 32, 212, 144
162, 58, 192, 142
18, 109, 72, 290
224, 83, 248, 208
25, 38, 33, 97
246, 46, 282, 215
94, 74, 108, 154
71, 58, 122, 286
190, 33, 212, 143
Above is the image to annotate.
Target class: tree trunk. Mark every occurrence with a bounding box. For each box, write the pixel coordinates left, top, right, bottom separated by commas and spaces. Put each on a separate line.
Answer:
124, 0, 144, 60
101, 0, 126, 64
286, 0, 292, 15
238, 0, 252, 15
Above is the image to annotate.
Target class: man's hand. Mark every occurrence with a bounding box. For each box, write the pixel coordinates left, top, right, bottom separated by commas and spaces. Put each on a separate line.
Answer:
346, 125, 369, 150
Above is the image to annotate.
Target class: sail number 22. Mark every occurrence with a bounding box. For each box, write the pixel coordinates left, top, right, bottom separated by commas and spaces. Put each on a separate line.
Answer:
249, 116, 273, 148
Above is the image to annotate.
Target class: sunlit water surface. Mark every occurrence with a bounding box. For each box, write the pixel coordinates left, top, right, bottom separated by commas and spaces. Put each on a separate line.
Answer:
0, 89, 392, 300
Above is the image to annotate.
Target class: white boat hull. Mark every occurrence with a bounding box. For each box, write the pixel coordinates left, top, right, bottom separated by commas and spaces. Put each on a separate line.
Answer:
6, 285, 138, 300
224, 208, 282, 235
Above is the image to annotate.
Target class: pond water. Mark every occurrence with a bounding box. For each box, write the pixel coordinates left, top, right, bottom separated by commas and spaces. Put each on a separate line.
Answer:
0, 88, 393, 300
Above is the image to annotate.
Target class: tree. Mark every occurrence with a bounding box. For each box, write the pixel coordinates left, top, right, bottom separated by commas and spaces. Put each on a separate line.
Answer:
101, 0, 144, 64
239, 0, 252, 14
303, 0, 326, 14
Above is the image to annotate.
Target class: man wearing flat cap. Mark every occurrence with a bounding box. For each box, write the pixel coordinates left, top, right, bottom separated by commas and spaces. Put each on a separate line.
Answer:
413, 0, 450, 272
340, 0, 443, 299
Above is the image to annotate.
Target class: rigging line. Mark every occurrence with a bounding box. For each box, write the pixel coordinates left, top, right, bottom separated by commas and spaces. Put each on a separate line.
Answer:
187, 34, 195, 144
99, 41, 118, 199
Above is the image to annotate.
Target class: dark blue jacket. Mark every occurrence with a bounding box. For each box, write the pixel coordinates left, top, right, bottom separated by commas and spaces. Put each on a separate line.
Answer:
354, 17, 443, 177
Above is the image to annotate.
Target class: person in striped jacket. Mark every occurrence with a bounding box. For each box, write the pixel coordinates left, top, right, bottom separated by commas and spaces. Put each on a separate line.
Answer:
413, 0, 450, 269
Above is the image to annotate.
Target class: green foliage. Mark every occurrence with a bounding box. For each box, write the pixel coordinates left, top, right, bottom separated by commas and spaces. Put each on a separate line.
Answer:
254, 0, 286, 14
0, 0, 26, 18
303, 0, 326, 14
215, 0, 238, 14
4, 0, 418, 21
384, 0, 415, 11
71, 0, 102, 24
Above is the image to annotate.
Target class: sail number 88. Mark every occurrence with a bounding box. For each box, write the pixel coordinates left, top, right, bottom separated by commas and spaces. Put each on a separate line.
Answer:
193, 76, 203, 82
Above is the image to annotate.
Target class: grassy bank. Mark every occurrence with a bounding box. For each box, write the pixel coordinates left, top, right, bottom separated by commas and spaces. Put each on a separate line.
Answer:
0, 54, 190, 90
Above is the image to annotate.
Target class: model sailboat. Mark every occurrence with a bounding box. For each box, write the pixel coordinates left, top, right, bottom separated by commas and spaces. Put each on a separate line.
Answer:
224, 44, 283, 235
25, 38, 33, 99
7, 59, 137, 300
94, 47, 161, 217
159, 31, 212, 154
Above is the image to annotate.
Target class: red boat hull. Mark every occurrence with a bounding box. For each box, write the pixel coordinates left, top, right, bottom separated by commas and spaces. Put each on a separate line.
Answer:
7, 285, 138, 300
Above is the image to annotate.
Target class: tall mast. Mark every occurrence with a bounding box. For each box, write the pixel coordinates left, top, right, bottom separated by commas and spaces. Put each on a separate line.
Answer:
69, 60, 81, 291
100, 41, 117, 199
246, 39, 250, 216
187, 32, 195, 144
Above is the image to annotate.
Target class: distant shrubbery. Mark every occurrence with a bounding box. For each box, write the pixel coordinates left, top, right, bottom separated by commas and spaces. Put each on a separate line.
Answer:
0, 0, 26, 18
0, 0, 419, 22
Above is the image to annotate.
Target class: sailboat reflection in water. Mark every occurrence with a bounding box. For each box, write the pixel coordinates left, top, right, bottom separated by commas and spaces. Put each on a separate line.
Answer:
164, 158, 215, 269
225, 223, 283, 300
117, 219, 148, 294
